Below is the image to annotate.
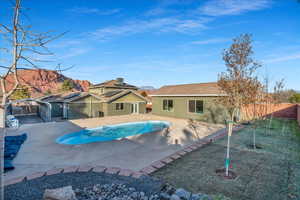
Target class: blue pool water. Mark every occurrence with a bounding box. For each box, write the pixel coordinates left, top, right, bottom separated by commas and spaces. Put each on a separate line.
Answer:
56, 121, 170, 145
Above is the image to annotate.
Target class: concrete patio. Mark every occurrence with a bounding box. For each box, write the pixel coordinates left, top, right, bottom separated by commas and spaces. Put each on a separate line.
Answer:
4, 114, 224, 182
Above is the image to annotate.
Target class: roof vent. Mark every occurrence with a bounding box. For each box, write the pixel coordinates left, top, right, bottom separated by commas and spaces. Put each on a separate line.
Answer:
116, 78, 124, 85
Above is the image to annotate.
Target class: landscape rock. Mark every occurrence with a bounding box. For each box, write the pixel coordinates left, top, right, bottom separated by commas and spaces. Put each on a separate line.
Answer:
189, 194, 200, 200
174, 188, 191, 200
170, 194, 181, 200
71, 182, 213, 200
161, 184, 176, 195
43, 186, 77, 200
199, 194, 213, 200
160, 192, 171, 200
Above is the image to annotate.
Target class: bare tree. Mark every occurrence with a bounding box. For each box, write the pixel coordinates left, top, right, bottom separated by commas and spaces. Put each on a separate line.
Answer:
0, 1, 66, 198
217, 34, 261, 176
0, 0, 65, 107
244, 78, 264, 149
267, 79, 285, 134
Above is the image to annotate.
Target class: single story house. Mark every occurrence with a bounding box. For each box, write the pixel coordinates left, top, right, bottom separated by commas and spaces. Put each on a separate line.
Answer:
39, 78, 147, 120
150, 82, 229, 123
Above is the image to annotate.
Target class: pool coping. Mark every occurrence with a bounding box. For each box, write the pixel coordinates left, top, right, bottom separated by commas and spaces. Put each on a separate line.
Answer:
4, 125, 244, 186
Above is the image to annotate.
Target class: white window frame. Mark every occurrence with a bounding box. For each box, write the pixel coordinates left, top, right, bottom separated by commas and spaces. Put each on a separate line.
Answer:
162, 99, 174, 112
187, 100, 204, 114
115, 103, 124, 110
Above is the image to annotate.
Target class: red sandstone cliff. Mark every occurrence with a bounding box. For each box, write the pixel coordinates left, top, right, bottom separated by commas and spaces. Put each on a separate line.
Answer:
3, 69, 91, 97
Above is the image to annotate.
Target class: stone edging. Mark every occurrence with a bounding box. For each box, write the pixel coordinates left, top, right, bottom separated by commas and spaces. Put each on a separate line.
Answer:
4, 166, 145, 186
4, 125, 244, 186
139, 125, 244, 175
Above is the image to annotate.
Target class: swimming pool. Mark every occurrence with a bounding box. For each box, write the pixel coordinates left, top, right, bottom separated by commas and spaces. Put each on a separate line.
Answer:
56, 121, 170, 145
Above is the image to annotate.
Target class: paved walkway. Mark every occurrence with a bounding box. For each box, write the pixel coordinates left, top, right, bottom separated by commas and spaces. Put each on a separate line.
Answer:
4, 114, 224, 182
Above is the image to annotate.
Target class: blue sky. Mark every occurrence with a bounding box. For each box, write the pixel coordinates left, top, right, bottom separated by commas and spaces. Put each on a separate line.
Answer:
1, 0, 300, 90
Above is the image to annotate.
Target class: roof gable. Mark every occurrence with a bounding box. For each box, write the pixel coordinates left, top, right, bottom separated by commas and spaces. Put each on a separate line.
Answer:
150, 82, 225, 96
92, 79, 138, 89
108, 90, 147, 103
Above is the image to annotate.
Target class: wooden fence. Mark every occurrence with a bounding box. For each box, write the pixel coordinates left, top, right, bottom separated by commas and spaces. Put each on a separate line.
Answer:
241, 103, 297, 121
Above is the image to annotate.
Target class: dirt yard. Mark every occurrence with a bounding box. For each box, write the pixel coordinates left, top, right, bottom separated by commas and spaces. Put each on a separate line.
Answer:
153, 118, 300, 200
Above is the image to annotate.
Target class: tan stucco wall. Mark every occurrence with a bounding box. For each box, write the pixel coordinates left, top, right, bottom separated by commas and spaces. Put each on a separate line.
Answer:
104, 102, 146, 116
66, 92, 146, 119
67, 96, 104, 119
105, 102, 132, 116
152, 96, 228, 124
139, 103, 146, 114
89, 88, 104, 95
113, 92, 146, 103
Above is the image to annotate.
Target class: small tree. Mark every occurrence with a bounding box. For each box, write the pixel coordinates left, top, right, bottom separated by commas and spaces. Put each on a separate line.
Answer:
218, 34, 261, 176
267, 79, 285, 132
45, 89, 52, 95
289, 93, 300, 103
244, 78, 264, 149
140, 91, 148, 97
61, 79, 74, 91
10, 85, 30, 100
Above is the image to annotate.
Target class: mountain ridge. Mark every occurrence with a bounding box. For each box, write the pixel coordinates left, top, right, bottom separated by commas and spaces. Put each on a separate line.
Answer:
3, 69, 91, 98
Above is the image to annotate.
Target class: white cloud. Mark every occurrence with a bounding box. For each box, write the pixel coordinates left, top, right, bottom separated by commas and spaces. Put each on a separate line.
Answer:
90, 17, 210, 41
199, 0, 272, 16
67, 7, 121, 15
191, 38, 229, 45
144, 0, 194, 16
49, 39, 83, 49
264, 52, 300, 63
145, 7, 170, 16
60, 47, 91, 59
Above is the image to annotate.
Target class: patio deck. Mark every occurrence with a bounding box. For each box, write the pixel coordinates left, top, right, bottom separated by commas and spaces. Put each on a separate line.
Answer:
3, 114, 224, 183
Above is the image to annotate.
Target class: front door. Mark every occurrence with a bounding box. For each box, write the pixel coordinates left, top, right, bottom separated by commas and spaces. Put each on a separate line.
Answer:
131, 103, 139, 114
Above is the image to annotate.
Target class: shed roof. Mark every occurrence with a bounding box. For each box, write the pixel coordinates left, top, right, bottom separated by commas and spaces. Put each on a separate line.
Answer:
39, 90, 147, 103
39, 92, 102, 102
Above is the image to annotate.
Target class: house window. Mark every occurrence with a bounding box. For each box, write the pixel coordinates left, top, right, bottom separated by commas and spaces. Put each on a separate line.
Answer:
163, 99, 174, 111
188, 100, 203, 113
116, 103, 124, 110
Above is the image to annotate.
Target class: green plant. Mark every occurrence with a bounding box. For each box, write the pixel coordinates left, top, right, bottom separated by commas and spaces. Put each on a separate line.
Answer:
45, 89, 52, 95
10, 86, 30, 100
61, 79, 74, 91
289, 93, 300, 103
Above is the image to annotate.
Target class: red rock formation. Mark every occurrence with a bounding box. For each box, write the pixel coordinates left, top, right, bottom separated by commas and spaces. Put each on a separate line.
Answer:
3, 69, 91, 97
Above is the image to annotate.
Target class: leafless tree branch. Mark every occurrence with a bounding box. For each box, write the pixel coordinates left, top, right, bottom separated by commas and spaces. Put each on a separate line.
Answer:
0, 0, 66, 106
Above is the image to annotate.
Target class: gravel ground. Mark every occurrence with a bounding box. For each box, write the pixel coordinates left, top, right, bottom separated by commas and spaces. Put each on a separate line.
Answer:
4, 172, 163, 200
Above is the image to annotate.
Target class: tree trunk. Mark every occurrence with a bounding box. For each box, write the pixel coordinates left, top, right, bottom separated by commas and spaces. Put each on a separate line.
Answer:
253, 125, 256, 149
268, 114, 273, 135
225, 112, 234, 176
225, 128, 231, 176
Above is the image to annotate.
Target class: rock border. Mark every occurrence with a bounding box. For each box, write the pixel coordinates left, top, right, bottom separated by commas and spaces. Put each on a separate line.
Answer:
139, 125, 244, 175
4, 125, 244, 186
4, 166, 146, 186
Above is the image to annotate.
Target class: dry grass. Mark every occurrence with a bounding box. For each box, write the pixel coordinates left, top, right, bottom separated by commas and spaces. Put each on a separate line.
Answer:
152, 118, 300, 200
